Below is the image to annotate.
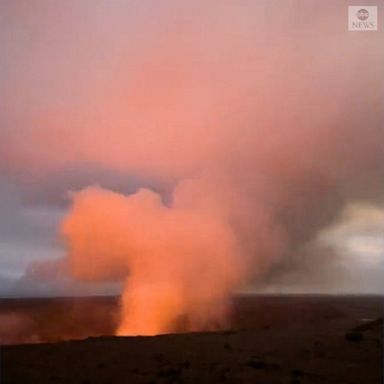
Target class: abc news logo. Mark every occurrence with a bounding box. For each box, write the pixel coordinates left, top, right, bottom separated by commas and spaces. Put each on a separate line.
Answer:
348, 6, 378, 31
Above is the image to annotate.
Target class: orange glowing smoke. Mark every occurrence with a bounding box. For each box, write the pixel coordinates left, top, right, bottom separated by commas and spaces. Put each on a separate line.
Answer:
61, 185, 241, 335
6, 0, 382, 337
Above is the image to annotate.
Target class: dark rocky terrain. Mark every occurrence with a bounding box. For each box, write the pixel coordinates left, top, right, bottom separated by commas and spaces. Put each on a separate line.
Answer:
1, 295, 382, 383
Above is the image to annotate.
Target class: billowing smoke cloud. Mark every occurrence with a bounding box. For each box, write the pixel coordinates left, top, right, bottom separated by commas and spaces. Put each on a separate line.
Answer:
1, 0, 383, 334
62, 185, 240, 334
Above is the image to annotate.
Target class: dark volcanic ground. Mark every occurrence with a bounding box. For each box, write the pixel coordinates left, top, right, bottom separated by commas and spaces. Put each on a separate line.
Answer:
0, 295, 383, 383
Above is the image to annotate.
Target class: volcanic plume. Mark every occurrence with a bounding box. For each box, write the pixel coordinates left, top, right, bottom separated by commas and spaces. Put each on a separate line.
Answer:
1, 1, 383, 335
61, 185, 240, 335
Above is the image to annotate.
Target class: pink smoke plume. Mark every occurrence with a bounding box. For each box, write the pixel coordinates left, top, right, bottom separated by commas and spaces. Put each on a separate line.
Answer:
1, 1, 383, 335
61, 184, 242, 335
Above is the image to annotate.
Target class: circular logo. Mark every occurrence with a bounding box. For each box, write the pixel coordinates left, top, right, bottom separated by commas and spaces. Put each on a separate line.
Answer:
357, 8, 369, 21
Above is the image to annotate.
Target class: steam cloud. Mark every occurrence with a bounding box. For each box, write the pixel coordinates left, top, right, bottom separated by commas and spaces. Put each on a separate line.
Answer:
1, 1, 383, 334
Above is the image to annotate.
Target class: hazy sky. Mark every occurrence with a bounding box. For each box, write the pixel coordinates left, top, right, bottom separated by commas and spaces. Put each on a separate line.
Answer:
0, 0, 383, 296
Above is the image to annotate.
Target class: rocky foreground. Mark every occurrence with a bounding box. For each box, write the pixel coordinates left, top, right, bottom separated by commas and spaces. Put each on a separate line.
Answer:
0, 298, 383, 384
2, 309, 382, 383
